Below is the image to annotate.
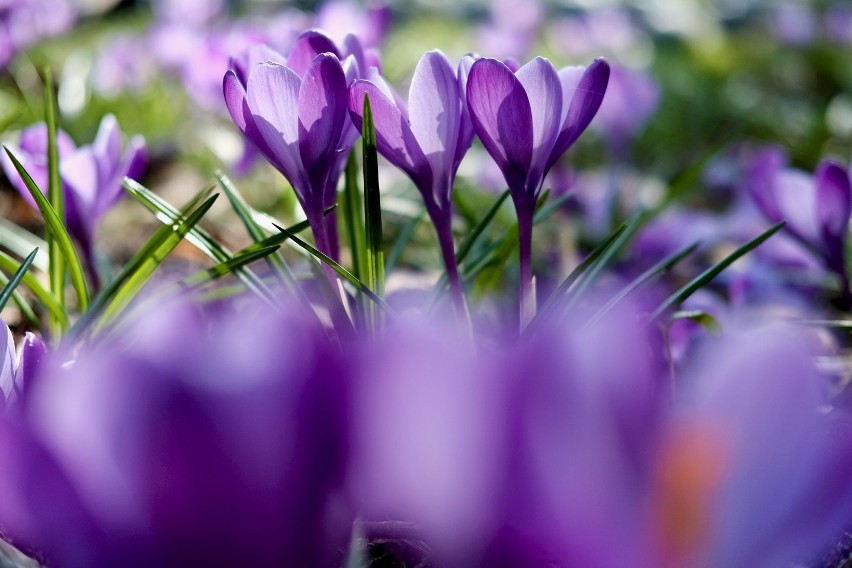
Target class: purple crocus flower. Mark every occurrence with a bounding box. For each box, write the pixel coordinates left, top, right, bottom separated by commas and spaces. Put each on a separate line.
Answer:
746, 148, 852, 294
348, 50, 475, 313
1, 115, 147, 286
224, 30, 369, 260
0, 300, 352, 567
466, 55, 609, 323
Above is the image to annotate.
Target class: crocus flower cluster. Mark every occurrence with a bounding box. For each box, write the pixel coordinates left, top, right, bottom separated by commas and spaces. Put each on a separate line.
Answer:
1, 115, 147, 285
0, 321, 44, 414
225, 33, 610, 318
224, 30, 372, 260
0, 293, 849, 567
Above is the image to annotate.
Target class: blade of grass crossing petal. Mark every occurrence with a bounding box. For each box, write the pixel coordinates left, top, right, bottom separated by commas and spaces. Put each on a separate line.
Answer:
44, 68, 66, 330
589, 241, 700, 324
649, 221, 785, 322
0, 250, 67, 327
274, 224, 390, 312
3, 147, 89, 314
0, 247, 38, 312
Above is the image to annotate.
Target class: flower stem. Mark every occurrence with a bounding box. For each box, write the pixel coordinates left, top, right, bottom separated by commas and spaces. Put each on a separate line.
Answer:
517, 204, 535, 330
436, 222, 470, 324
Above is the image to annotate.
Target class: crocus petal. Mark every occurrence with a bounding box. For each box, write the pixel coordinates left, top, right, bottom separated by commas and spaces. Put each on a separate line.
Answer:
0, 322, 14, 410
95, 134, 146, 217
230, 44, 286, 86
557, 65, 584, 126
814, 160, 851, 250
746, 147, 787, 222
92, 114, 121, 180
408, 50, 461, 207
18, 124, 76, 158
466, 58, 533, 195
223, 70, 249, 133
349, 80, 430, 186
516, 57, 562, 191
455, 55, 477, 171
773, 169, 820, 244
61, 148, 99, 245
286, 30, 340, 77
342, 33, 366, 74
548, 58, 610, 171
15, 332, 45, 403
366, 66, 408, 118
246, 62, 309, 195
298, 53, 347, 209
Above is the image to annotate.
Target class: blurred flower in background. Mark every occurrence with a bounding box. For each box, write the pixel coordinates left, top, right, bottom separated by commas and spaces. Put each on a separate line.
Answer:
0, 0, 77, 69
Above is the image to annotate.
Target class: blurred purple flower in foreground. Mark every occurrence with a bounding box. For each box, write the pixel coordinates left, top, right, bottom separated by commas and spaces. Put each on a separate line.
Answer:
0, 295, 850, 566
0, 302, 350, 568
0, 0, 76, 69
348, 50, 475, 313
1, 115, 147, 284
466, 55, 609, 322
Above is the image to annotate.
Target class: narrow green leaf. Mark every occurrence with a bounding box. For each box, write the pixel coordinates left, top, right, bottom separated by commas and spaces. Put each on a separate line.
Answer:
456, 189, 510, 265
0, 218, 47, 271
98, 194, 219, 327
362, 94, 384, 301
0, 250, 67, 327
44, 68, 66, 330
216, 171, 299, 289
0, 270, 39, 328
274, 224, 391, 312
590, 241, 700, 324
649, 221, 785, 322
3, 147, 89, 313
71, 188, 217, 336
670, 310, 722, 337
385, 212, 424, 274
342, 151, 366, 281
528, 223, 628, 331
0, 247, 38, 312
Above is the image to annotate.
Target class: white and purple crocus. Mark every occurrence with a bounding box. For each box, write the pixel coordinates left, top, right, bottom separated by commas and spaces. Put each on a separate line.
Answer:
1, 115, 147, 287
224, 30, 371, 261
348, 50, 476, 313
466, 56, 610, 323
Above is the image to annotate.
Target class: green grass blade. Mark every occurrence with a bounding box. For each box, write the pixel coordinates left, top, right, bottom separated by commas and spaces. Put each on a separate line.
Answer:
215, 171, 299, 288
457, 189, 510, 265
362, 94, 384, 301
648, 221, 785, 322
274, 224, 391, 312
0, 270, 39, 327
71, 189, 217, 336
0, 247, 38, 312
385, 212, 424, 274
530, 223, 628, 329
178, 245, 281, 290
0, 250, 67, 327
0, 218, 47, 271
98, 194, 219, 327
342, 151, 366, 281
44, 68, 66, 330
590, 241, 700, 324
3, 147, 89, 313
